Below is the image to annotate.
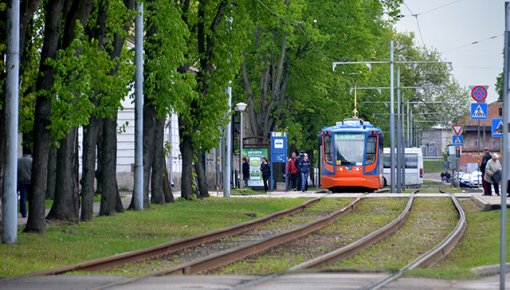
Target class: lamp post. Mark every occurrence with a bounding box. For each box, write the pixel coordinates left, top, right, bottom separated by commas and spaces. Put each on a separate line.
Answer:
236, 102, 247, 188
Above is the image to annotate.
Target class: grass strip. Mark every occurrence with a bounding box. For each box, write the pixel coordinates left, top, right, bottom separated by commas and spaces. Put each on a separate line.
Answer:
0, 197, 307, 277
322, 198, 457, 272
218, 198, 407, 275
409, 199, 510, 280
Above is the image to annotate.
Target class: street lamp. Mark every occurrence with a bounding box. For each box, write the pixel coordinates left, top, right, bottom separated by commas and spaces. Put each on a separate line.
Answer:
236, 102, 247, 188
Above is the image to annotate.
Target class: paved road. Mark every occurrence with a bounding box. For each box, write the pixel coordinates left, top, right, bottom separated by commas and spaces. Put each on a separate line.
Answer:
2, 272, 509, 290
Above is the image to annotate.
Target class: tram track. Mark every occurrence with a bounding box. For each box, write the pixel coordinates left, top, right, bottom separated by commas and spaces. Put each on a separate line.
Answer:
367, 194, 466, 290
91, 194, 416, 289
19, 197, 322, 277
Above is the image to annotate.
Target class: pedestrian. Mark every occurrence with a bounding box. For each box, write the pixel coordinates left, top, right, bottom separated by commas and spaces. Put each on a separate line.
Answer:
484, 152, 502, 196
242, 156, 250, 187
298, 153, 311, 192
17, 148, 32, 218
287, 152, 298, 191
260, 157, 271, 192
295, 151, 304, 191
480, 147, 492, 196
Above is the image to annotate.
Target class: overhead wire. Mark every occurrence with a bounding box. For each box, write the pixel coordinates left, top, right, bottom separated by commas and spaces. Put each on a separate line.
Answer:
441, 34, 504, 53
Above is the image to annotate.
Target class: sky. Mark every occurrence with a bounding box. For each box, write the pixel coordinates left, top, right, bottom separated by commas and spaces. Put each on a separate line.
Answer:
394, 0, 505, 103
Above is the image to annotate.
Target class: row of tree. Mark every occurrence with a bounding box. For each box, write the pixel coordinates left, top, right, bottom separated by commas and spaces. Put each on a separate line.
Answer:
0, 0, 471, 234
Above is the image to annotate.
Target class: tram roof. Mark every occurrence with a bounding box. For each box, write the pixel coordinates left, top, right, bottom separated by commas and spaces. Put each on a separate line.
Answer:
322, 118, 380, 132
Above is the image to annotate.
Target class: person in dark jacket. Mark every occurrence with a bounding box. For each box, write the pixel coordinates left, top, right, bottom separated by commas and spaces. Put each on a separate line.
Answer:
295, 151, 304, 191
298, 153, 311, 192
260, 157, 271, 192
480, 147, 492, 196
242, 157, 250, 187
17, 148, 32, 218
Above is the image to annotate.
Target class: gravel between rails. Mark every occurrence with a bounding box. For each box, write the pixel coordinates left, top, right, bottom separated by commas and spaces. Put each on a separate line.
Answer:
101, 198, 353, 276
213, 198, 408, 275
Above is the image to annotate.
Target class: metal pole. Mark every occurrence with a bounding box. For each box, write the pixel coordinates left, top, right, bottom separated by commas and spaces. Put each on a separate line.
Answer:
224, 82, 232, 197
401, 101, 406, 187
133, 1, 144, 210
2, 0, 20, 244
239, 110, 244, 188
407, 100, 410, 147
396, 66, 402, 192
500, 2, 510, 288
390, 40, 396, 193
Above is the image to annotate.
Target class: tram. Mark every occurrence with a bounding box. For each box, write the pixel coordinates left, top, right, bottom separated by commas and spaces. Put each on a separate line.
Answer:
318, 118, 384, 192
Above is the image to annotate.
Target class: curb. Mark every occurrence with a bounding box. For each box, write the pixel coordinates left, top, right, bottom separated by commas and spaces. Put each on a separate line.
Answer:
471, 263, 510, 276
470, 193, 492, 211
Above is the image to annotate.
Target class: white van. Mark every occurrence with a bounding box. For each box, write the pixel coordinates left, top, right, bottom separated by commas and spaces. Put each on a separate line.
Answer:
383, 147, 424, 187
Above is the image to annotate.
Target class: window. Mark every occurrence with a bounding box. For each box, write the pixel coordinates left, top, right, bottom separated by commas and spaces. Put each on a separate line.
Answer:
405, 154, 418, 168
334, 133, 365, 166
324, 135, 333, 164
366, 136, 377, 165
499, 107, 503, 116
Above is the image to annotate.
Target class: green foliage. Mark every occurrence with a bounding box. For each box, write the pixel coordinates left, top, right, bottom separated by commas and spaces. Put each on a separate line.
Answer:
496, 72, 503, 102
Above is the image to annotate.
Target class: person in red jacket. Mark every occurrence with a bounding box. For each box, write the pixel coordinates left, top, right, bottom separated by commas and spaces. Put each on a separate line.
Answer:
287, 152, 298, 191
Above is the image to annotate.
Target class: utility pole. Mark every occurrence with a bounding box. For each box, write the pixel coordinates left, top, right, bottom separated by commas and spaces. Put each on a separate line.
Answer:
500, 2, 509, 288
223, 82, 232, 197
2, 0, 20, 244
133, 1, 144, 210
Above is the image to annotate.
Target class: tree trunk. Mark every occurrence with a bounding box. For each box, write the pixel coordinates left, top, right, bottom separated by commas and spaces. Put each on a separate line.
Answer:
80, 117, 99, 220
194, 152, 209, 198
0, 92, 4, 202
163, 161, 174, 203
179, 116, 193, 200
150, 117, 165, 204
46, 128, 79, 222
45, 146, 57, 200
99, 117, 120, 215
25, 0, 66, 233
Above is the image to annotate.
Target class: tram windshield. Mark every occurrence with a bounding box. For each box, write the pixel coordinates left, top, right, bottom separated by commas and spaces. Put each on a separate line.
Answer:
334, 133, 365, 165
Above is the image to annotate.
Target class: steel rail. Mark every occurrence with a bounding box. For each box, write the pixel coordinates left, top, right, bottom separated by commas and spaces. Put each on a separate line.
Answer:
91, 197, 364, 290
288, 194, 415, 271
21, 197, 321, 277
368, 194, 466, 290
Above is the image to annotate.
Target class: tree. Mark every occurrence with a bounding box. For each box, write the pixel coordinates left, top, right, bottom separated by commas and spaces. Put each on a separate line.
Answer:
177, 0, 249, 199
496, 72, 503, 102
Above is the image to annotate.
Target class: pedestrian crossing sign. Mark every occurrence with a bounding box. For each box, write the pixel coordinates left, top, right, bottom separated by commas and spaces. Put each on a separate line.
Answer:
452, 135, 463, 146
492, 118, 503, 137
470, 103, 487, 120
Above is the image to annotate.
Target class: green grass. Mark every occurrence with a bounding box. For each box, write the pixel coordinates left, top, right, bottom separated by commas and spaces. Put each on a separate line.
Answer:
424, 159, 445, 173
407, 199, 510, 279
0, 197, 307, 277
219, 198, 407, 275
324, 198, 457, 272
231, 188, 266, 195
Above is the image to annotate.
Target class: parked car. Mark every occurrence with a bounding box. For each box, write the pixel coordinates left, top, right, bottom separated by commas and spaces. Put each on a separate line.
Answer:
469, 170, 483, 187
453, 171, 472, 188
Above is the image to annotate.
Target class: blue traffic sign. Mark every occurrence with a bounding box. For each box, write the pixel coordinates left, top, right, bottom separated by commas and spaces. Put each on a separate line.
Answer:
452, 135, 463, 146
470, 103, 488, 120
492, 118, 503, 137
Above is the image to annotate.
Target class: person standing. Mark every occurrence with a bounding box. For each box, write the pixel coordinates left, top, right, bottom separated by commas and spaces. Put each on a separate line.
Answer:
287, 152, 298, 191
298, 153, 311, 192
17, 148, 33, 218
242, 157, 250, 187
295, 151, 304, 191
260, 157, 271, 192
480, 147, 492, 196
484, 153, 502, 196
